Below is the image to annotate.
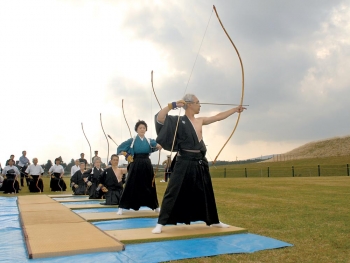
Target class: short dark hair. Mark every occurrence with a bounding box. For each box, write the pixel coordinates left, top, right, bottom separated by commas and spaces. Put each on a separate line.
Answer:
55, 158, 61, 163
110, 154, 119, 160
134, 120, 147, 132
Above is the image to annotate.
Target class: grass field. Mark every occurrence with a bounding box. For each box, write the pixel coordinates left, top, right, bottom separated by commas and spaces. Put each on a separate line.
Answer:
1, 157, 349, 262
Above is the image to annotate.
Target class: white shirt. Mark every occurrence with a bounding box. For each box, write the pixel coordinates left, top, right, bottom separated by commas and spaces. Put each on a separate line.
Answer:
71, 165, 79, 176
26, 164, 44, 175
1, 165, 20, 176
49, 165, 64, 174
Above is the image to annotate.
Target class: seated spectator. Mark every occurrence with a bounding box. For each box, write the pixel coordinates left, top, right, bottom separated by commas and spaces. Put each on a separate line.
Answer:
99, 155, 126, 205
84, 158, 104, 199
1, 159, 20, 194
26, 158, 44, 193
49, 158, 67, 192
71, 162, 87, 195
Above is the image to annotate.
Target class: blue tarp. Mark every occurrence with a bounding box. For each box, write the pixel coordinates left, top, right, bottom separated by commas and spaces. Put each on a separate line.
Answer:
0, 197, 293, 263
73, 206, 151, 214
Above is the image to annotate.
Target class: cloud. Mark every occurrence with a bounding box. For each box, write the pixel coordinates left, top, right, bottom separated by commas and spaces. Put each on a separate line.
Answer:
0, 0, 349, 165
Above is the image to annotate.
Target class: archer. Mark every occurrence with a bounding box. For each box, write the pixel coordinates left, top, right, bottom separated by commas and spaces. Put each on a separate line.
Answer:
152, 93, 246, 233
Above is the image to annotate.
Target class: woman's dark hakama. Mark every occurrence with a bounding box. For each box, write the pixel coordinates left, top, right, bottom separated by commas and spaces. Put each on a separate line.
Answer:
50, 173, 67, 192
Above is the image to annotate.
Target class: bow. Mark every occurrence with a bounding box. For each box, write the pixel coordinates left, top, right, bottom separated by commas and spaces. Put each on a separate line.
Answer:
212, 5, 245, 164
151, 70, 162, 110
36, 176, 41, 193
100, 113, 110, 165
81, 122, 92, 168
122, 99, 132, 138
151, 70, 162, 187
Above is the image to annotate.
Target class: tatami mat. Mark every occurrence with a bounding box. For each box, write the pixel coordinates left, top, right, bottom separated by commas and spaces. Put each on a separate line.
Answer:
19, 203, 68, 212
17, 195, 124, 259
23, 222, 124, 259
17, 195, 56, 204
20, 210, 85, 225
53, 198, 93, 202
78, 210, 159, 222
47, 194, 77, 197
106, 224, 247, 243
64, 203, 117, 209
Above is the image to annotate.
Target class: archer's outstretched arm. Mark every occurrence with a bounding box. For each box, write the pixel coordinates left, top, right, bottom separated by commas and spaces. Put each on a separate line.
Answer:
201, 106, 246, 125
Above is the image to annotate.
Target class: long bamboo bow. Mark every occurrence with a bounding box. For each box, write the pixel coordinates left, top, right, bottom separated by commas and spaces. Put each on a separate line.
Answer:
81, 123, 92, 167
151, 70, 162, 187
100, 113, 110, 165
122, 99, 132, 138
212, 5, 245, 164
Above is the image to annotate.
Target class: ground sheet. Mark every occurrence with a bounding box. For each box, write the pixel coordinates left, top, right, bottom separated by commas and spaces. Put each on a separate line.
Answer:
0, 196, 292, 262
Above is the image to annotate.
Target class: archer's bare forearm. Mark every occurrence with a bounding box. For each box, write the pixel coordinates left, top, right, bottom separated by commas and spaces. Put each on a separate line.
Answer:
157, 107, 171, 124
216, 107, 241, 120
204, 106, 245, 125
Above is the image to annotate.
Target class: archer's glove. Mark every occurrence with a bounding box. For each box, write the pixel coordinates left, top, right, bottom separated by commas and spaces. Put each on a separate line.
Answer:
101, 186, 108, 193
87, 181, 92, 187
121, 152, 134, 163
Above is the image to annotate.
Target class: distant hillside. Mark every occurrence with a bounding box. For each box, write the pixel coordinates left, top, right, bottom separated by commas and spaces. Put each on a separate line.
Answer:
266, 135, 350, 161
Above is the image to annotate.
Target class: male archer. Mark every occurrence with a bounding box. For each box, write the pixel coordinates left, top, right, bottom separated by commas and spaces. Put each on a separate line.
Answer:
152, 93, 246, 233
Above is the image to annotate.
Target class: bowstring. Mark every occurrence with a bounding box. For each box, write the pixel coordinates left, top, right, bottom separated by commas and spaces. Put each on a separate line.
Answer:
169, 9, 214, 159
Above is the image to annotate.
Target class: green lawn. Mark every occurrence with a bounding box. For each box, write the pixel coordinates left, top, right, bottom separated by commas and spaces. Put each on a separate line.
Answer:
1, 159, 349, 262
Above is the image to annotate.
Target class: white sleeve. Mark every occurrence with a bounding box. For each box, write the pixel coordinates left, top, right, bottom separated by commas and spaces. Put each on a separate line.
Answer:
49, 166, 53, 173
40, 166, 44, 174
25, 166, 30, 174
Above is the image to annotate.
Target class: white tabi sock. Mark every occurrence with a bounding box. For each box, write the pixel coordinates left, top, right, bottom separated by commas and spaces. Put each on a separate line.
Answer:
210, 221, 230, 228
154, 208, 160, 213
117, 208, 123, 215
152, 224, 163, 234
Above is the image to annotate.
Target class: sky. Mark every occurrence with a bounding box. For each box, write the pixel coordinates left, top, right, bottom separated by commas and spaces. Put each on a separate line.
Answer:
0, 0, 349, 166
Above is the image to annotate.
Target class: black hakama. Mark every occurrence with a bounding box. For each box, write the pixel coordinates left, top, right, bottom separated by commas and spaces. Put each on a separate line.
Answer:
155, 114, 220, 226
71, 171, 87, 195
2, 174, 20, 194
99, 167, 125, 205
50, 173, 67, 191
85, 168, 103, 199
28, 175, 44, 192
118, 154, 159, 211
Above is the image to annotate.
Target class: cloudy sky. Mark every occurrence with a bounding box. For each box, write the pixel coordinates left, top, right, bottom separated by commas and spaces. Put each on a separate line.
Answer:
1, 0, 349, 166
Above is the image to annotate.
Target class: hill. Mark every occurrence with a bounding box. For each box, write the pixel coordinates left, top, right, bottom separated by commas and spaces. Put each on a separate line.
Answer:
266, 135, 350, 162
